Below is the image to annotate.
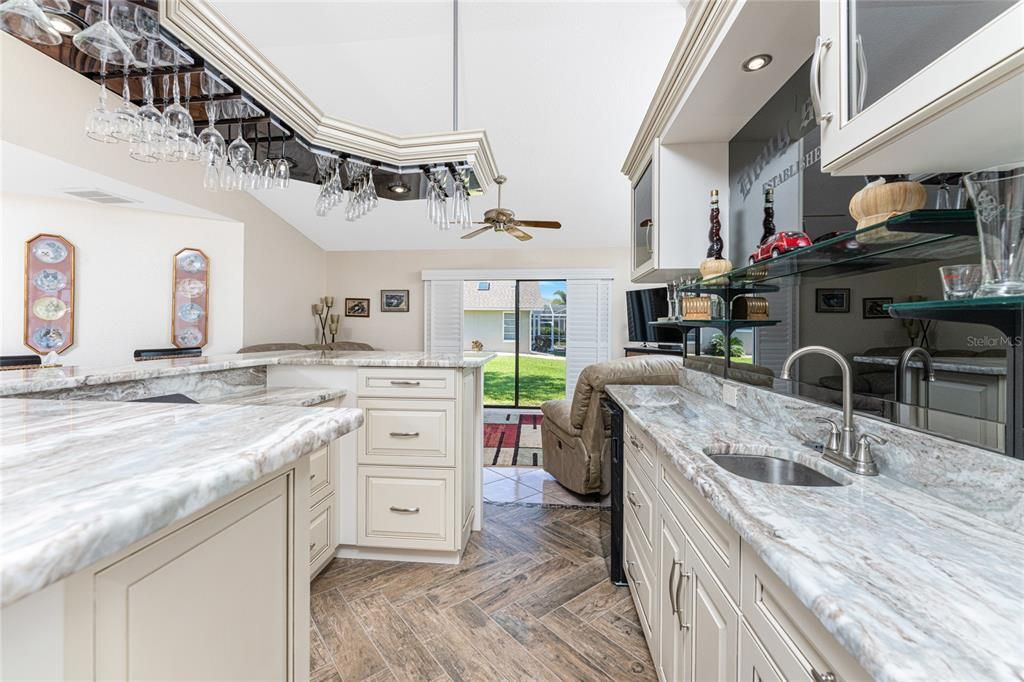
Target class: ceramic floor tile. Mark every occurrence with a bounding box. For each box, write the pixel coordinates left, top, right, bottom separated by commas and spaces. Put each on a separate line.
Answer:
483, 477, 542, 503
516, 468, 557, 488
483, 467, 510, 484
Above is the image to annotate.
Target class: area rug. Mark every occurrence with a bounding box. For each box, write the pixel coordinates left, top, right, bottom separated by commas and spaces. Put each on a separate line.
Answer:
484, 410, 544, 467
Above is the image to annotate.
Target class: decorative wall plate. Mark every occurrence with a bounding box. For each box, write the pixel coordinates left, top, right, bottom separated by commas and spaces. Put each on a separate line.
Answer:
172, 248, 209, 348
24, 234, 75, 354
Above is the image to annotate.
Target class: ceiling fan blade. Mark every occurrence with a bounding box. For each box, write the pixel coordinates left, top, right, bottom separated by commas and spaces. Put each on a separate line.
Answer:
461, 226, 493, 240
514, 220, 561, 229
506, 226, 533, 241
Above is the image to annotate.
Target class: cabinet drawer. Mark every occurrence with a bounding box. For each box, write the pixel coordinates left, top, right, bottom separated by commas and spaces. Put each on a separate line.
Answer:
309, 499, 333, 576
741, 543, 868, 682
309, 446, 331, 504
659, 460, 741, 603
624, 455, 656, 553
357, 368, 456, 399
624, 415, 658, 479
358, 466, 456, 551
624, 510, 655, 637
357, 399, 456, 467
739, 622, 785, 682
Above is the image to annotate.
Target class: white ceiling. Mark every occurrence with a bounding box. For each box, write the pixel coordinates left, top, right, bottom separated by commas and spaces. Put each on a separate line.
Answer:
210, 1, 686, 251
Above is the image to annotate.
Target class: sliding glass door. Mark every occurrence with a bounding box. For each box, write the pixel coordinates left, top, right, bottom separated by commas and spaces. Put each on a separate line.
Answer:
464, 279, 567, 407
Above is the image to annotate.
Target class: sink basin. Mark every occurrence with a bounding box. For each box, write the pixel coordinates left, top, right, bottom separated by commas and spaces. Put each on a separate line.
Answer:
709, 454, 842, 487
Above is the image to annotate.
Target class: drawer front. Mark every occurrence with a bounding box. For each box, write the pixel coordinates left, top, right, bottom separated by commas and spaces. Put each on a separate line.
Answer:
624, 510, 655, 637
741, 543, 867, 682
624, 415, 658, 478
357, 399, 456, 467
358, 466, 456, 550
624, 455, 656, 553
739, 622, 785, 682
309, 499, 333, 576
357, 368, 456, 399
660, 461, 741, 603
309, 446, 331, 504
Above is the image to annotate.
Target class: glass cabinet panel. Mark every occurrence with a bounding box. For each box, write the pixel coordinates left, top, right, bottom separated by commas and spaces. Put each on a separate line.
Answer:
633, 160, 654, 271
846, 0, 1017, 117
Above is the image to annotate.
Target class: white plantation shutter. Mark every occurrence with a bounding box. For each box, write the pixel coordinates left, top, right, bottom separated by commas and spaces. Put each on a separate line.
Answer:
565, 279, 612, 397
423, 280, 464, 353
755, 280, 799, 378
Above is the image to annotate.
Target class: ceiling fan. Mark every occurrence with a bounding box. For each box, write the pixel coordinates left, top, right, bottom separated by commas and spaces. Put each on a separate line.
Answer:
461, 175, 562, 241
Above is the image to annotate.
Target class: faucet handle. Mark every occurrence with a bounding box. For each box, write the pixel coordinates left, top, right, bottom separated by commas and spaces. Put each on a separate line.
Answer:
852, 433, 884, 476
815, 417, 841, 453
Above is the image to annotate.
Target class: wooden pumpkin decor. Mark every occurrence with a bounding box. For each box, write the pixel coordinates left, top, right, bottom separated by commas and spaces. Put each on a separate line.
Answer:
24, 234, 75, 354
172, 248, 209, 348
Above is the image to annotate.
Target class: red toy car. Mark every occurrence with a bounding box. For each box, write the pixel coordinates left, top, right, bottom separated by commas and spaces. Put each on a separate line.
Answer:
748, 231, 812, 264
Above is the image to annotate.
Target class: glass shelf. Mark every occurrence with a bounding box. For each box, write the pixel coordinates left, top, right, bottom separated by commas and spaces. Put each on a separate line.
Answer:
687, 209, 978, 288
649, 318, 780, 332
887, 295, 1024, 336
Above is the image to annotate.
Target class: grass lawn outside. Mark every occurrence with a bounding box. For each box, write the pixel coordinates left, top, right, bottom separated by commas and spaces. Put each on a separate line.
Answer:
484, 354, 566, 406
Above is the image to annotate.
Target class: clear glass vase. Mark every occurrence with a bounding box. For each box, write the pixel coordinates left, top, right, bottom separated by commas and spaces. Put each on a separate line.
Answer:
964, 166, 1024, 297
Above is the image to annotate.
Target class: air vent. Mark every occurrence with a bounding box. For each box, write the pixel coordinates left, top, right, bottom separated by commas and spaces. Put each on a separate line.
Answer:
61, 188, 138, 205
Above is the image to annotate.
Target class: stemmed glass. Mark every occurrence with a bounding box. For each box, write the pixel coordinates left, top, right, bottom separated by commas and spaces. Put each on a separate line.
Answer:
274, 138, 290, 189
451, 176, 471, 230
179, 72, 201, 161
425, 169, 450, 229
84, 60, 119, 143
0, 0, 62, 46
129, 73, 161, 162
111, 69, 139, 142
314, 156, 341, 216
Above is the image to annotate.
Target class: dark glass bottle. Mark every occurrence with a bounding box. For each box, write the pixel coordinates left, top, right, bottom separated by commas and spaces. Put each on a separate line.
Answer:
760, 187, 776, 244
707, 189, 723, 259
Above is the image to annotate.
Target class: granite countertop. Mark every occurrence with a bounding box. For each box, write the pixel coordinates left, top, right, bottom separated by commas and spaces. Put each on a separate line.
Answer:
0, 398, 363, 607
854, 354, 1007, 375
0, 350, 497, 397
605, 383, 1024, 682
202, 386, 348, 408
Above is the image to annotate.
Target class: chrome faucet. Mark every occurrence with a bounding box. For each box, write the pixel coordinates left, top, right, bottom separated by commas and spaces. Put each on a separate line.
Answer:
895, 346, 936, 405
780, 345, 881, 476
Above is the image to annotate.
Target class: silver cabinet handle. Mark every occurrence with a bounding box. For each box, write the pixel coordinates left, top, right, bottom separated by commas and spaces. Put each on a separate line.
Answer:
626, 560, 641, 585
627, 491, 641, 508
668, 559, 680, 615
854, 33, 868, 113
389, 431, 420, 438
390, 380, 421, 386
628, 435, 643, 451
676, 569, 691, 631
810, 35, 833, 124
812, 671, 836, 682
389, 506, 420, 513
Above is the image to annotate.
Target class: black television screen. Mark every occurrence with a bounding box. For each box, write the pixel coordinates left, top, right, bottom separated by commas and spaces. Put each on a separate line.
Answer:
626, 288, 684, 345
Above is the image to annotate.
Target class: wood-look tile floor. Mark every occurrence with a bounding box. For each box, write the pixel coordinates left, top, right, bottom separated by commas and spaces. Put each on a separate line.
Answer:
310, 503, 656, 682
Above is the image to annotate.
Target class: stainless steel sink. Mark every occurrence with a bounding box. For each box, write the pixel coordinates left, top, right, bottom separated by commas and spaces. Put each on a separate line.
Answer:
708, 454, 842, 487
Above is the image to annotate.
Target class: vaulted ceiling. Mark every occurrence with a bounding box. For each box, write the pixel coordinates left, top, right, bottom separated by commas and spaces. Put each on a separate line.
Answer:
208, 1, 685, 251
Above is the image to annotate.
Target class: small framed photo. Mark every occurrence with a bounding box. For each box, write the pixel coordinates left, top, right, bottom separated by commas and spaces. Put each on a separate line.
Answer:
815, 288, 850, 313
381, 289, 410, 313
344, 298, 370, 317
863, 297, 894, 319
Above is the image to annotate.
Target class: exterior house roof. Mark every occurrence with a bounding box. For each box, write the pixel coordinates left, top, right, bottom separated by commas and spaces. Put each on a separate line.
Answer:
463, 281, 550, 311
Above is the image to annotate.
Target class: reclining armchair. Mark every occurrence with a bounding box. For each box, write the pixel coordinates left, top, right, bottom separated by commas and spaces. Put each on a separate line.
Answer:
541, 355, 685, 495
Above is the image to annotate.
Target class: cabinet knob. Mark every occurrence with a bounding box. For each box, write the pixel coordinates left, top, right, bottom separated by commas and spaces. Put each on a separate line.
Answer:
310, 473, 317, 481
309, 542, 316, 551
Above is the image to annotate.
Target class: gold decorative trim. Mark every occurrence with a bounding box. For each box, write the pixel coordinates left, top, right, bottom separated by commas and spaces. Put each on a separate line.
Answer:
159, 0, 499, 189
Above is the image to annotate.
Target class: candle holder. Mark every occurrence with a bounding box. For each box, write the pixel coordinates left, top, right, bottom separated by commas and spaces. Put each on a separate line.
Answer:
311, 296, 336, 344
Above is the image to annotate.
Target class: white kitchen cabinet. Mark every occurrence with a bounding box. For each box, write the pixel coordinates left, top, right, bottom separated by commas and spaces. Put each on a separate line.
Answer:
630, 138, 730, 284
688, 545, 739, 682
656, 507, 689, 682
739, 622, 786, 682
816, 0, 1024, 174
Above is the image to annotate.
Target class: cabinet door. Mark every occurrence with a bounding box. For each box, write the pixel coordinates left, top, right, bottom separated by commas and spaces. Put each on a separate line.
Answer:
739, 623, 785, 682
818, 0, 1024, 173
657, 509, 689, 682
687, 545, 738, 682
632, 156, 656, 279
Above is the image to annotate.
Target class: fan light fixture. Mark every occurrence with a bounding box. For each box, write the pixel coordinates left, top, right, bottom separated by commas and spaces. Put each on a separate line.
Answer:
388, 181, 410, 195
742, 54, 772, 72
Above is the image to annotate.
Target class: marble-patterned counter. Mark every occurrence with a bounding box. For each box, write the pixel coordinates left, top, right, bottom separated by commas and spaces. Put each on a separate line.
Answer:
0, 350, 496, 398
0, 398, 363, 607
605, 383, 1024, 682
853, 354, 1007, 375
201, 386, 348, 408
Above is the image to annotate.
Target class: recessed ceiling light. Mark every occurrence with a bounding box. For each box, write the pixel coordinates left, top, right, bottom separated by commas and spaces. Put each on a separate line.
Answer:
742, 54, 772, 72
388, 181, 410, 194
44, 12, 80, 36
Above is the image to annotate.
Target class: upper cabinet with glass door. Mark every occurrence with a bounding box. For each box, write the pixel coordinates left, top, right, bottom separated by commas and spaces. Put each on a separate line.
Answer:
632, 159, 656, 279
815, 0, 1024, 175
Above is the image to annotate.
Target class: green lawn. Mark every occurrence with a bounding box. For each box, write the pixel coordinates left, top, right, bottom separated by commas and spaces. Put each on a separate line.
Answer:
484, 354, 566, 406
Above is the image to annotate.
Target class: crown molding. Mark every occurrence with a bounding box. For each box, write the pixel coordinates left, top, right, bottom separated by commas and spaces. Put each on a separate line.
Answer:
620, 0, 737, 182
159, 0, 498, 189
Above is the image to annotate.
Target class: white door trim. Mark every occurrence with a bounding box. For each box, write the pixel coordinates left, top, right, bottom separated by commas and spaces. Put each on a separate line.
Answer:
422, 269, 615, 281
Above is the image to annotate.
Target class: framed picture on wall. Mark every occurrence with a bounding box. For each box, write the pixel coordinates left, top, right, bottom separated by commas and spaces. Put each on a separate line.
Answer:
381, 289, 409, 312
345, 298, 370, 317
863, 297, 893, 319
815, 288, 850, 313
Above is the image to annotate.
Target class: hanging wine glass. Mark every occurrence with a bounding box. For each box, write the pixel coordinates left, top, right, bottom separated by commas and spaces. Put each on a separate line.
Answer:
0, 0, 62, 46
180, 72, 201, 161
198, 99, 225, 164
111, 68, 139, 142
274, 137, 290, 189
73, 0, 133, 65
129, 74, 161, 163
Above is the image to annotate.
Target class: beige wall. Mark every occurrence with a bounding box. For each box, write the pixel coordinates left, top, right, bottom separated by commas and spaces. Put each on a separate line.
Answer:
1, 195, 244, 365
326, 247, 632, 353
0, 35, 325, 350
